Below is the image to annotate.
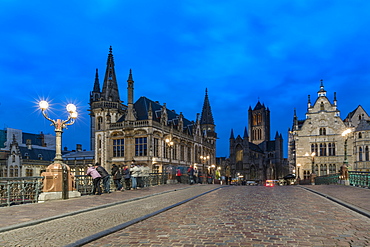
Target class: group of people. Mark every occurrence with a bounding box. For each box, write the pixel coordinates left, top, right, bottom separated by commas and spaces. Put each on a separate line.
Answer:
187, 165, 215, 185
86, 163, 151, 195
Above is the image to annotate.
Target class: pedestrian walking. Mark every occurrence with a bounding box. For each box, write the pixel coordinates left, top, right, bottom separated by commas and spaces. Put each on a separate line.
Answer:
86, 164, 102, 195
95, 163, 111, 193
111, 164, 123, 191
141, 164, 150, 187
130, 163, 140, 190
122, 165, 131, 190
176, 168, 182, 183
193, 167, 198, 184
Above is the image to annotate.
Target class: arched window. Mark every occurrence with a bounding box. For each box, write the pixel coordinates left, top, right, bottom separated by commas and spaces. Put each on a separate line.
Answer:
365, 146, 369, 161
320, 143, 327, 156
319, 128, 326, 135
359, 132, 362, 139
320, 102, 325, 111
359, 147, 363, 161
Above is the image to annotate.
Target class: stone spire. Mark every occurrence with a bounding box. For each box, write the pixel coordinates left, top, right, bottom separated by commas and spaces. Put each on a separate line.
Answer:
101, 46, 120, 102
200, 88, 215, 130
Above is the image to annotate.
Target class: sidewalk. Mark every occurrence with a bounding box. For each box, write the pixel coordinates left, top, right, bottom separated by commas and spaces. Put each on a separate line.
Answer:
300, 184, 370, 215
0, 183, 192, 230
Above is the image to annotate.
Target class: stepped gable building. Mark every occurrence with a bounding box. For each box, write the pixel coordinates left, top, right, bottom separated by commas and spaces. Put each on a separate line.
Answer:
0, 128, 56, 177
288, 81, 370, 183
229, 101, 285, 182
89, 47, 217, 174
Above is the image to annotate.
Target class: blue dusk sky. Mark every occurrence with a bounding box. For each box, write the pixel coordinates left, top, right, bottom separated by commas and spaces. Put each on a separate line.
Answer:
0, 0, 370, 157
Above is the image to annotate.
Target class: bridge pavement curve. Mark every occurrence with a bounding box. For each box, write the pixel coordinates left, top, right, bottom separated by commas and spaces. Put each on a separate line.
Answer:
84, 185, 370, 247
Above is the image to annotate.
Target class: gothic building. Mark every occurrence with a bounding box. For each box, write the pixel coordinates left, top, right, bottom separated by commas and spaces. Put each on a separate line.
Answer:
288, 81, 370, 183
89, 47, 217, 174
229, 102, 285, 182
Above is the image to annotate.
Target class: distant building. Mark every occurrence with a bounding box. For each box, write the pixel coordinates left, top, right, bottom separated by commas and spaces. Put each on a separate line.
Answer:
229, 102, 286, 182
89, 47, 217, 174
63, 144, 94, 176
0, 128, 56, 177
288, 81, 370, 183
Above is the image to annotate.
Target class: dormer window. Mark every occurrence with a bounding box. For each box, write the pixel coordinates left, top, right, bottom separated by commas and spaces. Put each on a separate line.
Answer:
24, 153, 29, 159
38, 154, 43, 160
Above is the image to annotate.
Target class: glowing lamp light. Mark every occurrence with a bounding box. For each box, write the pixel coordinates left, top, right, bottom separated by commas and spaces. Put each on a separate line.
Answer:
66, 103, 77, 113
342, 129, 352, 136
70, 111, 78, 119
39, 100, 49, 110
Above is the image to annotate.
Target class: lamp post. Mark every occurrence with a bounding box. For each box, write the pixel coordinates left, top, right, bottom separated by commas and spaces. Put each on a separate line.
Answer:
296, 163, 301, 180
200, 155, 209, 184
305, 152, 316, 185
342, 129, 352, 166
38, 100, 78, 199
165, 138, 174, 182
341, 129, 352, 183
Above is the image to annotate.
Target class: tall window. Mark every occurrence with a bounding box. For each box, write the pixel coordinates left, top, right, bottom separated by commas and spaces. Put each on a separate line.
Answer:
366, 146, 369, 161
97, 117, 103, 130
135, 137, 147, 156
153, 138, 159, 157
359, 147, 363, 161
180, 145, 185, 161
187, 146, 192, 162
328, 143, 335, 156
320, 143, 327, 156
113, 139, 124, 157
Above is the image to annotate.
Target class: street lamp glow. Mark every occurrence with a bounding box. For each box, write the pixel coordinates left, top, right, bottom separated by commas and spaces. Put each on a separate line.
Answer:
39, 100, 49, 110
70, 111, 78, 119
342, 129, 352, 136
66, 103, 77, 113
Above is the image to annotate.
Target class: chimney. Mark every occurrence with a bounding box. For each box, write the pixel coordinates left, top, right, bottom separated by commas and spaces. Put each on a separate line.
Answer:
76, 144, 82, 152
26, 139, 32, 150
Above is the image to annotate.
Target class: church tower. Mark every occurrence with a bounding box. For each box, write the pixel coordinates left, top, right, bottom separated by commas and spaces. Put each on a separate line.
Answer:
89, 46, 124, 151
248, 101, 270, 145
200, 88, 217, 143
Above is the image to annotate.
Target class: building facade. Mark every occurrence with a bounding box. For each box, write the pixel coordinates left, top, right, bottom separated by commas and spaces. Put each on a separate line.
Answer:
229, 102, 286, 182
89, 47, 217, 175
0, 128, 56, 177
288, 81, 370, 183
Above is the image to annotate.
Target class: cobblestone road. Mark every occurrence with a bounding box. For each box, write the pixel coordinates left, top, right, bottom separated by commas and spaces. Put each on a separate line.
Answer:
85, 186, 370, 247
0, 185, 217, 247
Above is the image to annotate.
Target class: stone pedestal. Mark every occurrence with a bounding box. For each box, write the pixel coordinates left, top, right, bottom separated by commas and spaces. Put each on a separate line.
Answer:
38, 163, 81, 202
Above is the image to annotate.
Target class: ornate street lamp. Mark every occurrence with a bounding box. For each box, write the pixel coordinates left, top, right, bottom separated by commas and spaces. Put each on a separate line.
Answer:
38, 100, 78, 200
200, 155, 210, 183
165, 138, 174, 182
342, 129, 352, 166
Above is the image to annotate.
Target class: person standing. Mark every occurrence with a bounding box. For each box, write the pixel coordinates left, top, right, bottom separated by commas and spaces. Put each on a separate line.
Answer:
86, 164, 102, 195
130, 163, 140, 190
142, 164, 150, 187
136, 164, 143, 189
176, 168, 182, 183
122, 165, 131, 190
95, 163, 111, 193
187, 165, 194, 185
111, 164, 123, 191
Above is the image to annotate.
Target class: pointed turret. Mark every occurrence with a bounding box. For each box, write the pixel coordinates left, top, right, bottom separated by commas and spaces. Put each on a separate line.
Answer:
230, 129, 235, 139
317, 79, 326, 97
243, 127, 248, 139
125, 69, 137, 121
200, 88, 215, 127
200, 88, 216, 139
101, 46, 120, 102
